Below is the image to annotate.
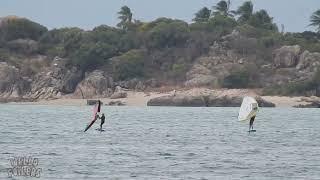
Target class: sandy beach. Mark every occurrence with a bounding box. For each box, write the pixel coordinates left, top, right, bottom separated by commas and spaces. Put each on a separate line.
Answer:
261, 96, 313, 107
9, 91, 171, 106
7, 88, 319, 107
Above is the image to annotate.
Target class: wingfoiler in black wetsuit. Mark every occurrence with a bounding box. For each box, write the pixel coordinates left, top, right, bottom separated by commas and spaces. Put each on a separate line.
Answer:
100, 114, 105, 130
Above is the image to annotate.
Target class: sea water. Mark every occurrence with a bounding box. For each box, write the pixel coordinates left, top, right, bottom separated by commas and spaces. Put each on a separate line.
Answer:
0, 105, 319, 179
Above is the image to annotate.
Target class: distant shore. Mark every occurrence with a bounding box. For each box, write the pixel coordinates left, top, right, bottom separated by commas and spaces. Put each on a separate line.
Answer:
5, 88, 319, 107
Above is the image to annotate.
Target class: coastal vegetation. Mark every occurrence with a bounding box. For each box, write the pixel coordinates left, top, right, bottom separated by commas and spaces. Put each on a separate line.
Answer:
0, 1, 320, 98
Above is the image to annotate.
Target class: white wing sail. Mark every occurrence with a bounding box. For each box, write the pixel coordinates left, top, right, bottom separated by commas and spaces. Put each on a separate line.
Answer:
238, 96, 259, 122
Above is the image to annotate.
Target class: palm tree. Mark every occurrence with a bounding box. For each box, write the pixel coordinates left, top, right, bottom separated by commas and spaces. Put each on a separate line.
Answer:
212, 0, 233, 17
236, 1, 253, 23
193, 7, 211, 22
117, 6, 133, 30
249, 9, 278, 31
310, 9, 320, 32
254, 10, 272, 24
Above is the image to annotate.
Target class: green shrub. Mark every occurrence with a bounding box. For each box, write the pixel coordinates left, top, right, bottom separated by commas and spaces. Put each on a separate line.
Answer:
169, 63, 187, 80
223, 70, 250, 88
207, 14, 237, 33
112, 49, 146, 80
71, 42, 116, 71
39, 27, 84, 56
145, 20, 189, 49
0, 17, 47, 42
190, 15, 237, 36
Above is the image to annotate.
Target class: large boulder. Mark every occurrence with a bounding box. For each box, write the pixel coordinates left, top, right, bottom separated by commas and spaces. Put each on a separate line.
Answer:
294, 97, 320, 108
262, 49, 320, 87
147, 95, 206, 107
0, 62, 31, 98
28, 57, 83, 99
74, 70, 113, 98
116, 78, 146, 91
108, 100, 126, 106
185, 61, 218, 87
58, 67, 83, 93
274, 45, 301, 68
296, 51, 320, 71
294, 102, 320, 108
184, 54, 242, 88
184, 74, 218, 87
206, 95, 241, 107
255, 96, 276, 107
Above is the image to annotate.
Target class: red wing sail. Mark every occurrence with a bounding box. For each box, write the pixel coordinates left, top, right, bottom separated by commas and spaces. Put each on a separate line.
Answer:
84, 101, 101, 132
97, 100, 101, 113
84, 119, 96, 132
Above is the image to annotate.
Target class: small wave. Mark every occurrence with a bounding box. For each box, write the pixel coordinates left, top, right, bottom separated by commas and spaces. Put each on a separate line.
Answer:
157, 152, 174, 157
49, 133, 59, 136
170, 163, 179, 167
42, 152, 60, 156
233, 166, 249, 170
30, 129, 40, 132
222, 159, 235, 163
73, 170, 91, 175
1, 152, 13, 154
130, 174, 138, 178
186, 152, 196, 156
1, 131, 14, 134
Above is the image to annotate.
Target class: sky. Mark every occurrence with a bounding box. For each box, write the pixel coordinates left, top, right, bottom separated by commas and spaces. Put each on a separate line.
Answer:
0, 0, 319, 32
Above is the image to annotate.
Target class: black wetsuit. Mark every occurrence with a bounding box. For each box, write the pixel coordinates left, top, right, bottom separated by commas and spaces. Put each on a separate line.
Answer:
100, 115, 105, 129
249, 116, 255, 130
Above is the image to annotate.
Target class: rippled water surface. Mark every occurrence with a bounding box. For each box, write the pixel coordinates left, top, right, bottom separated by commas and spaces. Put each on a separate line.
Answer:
0, 105, 320, 179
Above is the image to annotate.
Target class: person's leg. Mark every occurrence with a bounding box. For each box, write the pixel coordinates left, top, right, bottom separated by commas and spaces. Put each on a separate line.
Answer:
249, 117, 254, 131
100, 120, 105, 130
250, 116, 255, 130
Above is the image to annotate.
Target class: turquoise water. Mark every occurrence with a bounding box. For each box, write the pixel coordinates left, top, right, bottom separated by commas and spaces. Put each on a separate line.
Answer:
0, 105, 319, 179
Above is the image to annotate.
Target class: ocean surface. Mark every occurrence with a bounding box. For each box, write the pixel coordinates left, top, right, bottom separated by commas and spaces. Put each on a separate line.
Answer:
0, 105, 319, 180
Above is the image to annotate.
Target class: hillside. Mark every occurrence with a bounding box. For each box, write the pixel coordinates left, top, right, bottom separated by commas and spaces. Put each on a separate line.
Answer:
1, 1, 320, 102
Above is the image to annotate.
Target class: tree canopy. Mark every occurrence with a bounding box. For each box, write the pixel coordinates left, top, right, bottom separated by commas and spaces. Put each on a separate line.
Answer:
0, 17, 47, 43
117, 6, 133, 30
212, 0, 233, 17
236, 1, 253, 23
310, 9, 320, 32
193, 7, 211, 23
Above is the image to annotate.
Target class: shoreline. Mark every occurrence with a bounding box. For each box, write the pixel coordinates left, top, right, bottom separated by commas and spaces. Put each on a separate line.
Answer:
6, 91, 171, 107
4, 89, 319, 107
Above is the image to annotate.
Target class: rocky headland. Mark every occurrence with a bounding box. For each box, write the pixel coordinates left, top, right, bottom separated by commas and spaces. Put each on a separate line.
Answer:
0, 16, 320, 107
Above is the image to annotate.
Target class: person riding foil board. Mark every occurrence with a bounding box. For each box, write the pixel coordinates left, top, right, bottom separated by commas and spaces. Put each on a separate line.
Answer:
238, 97, 259, 133
84, 100, 101, 132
